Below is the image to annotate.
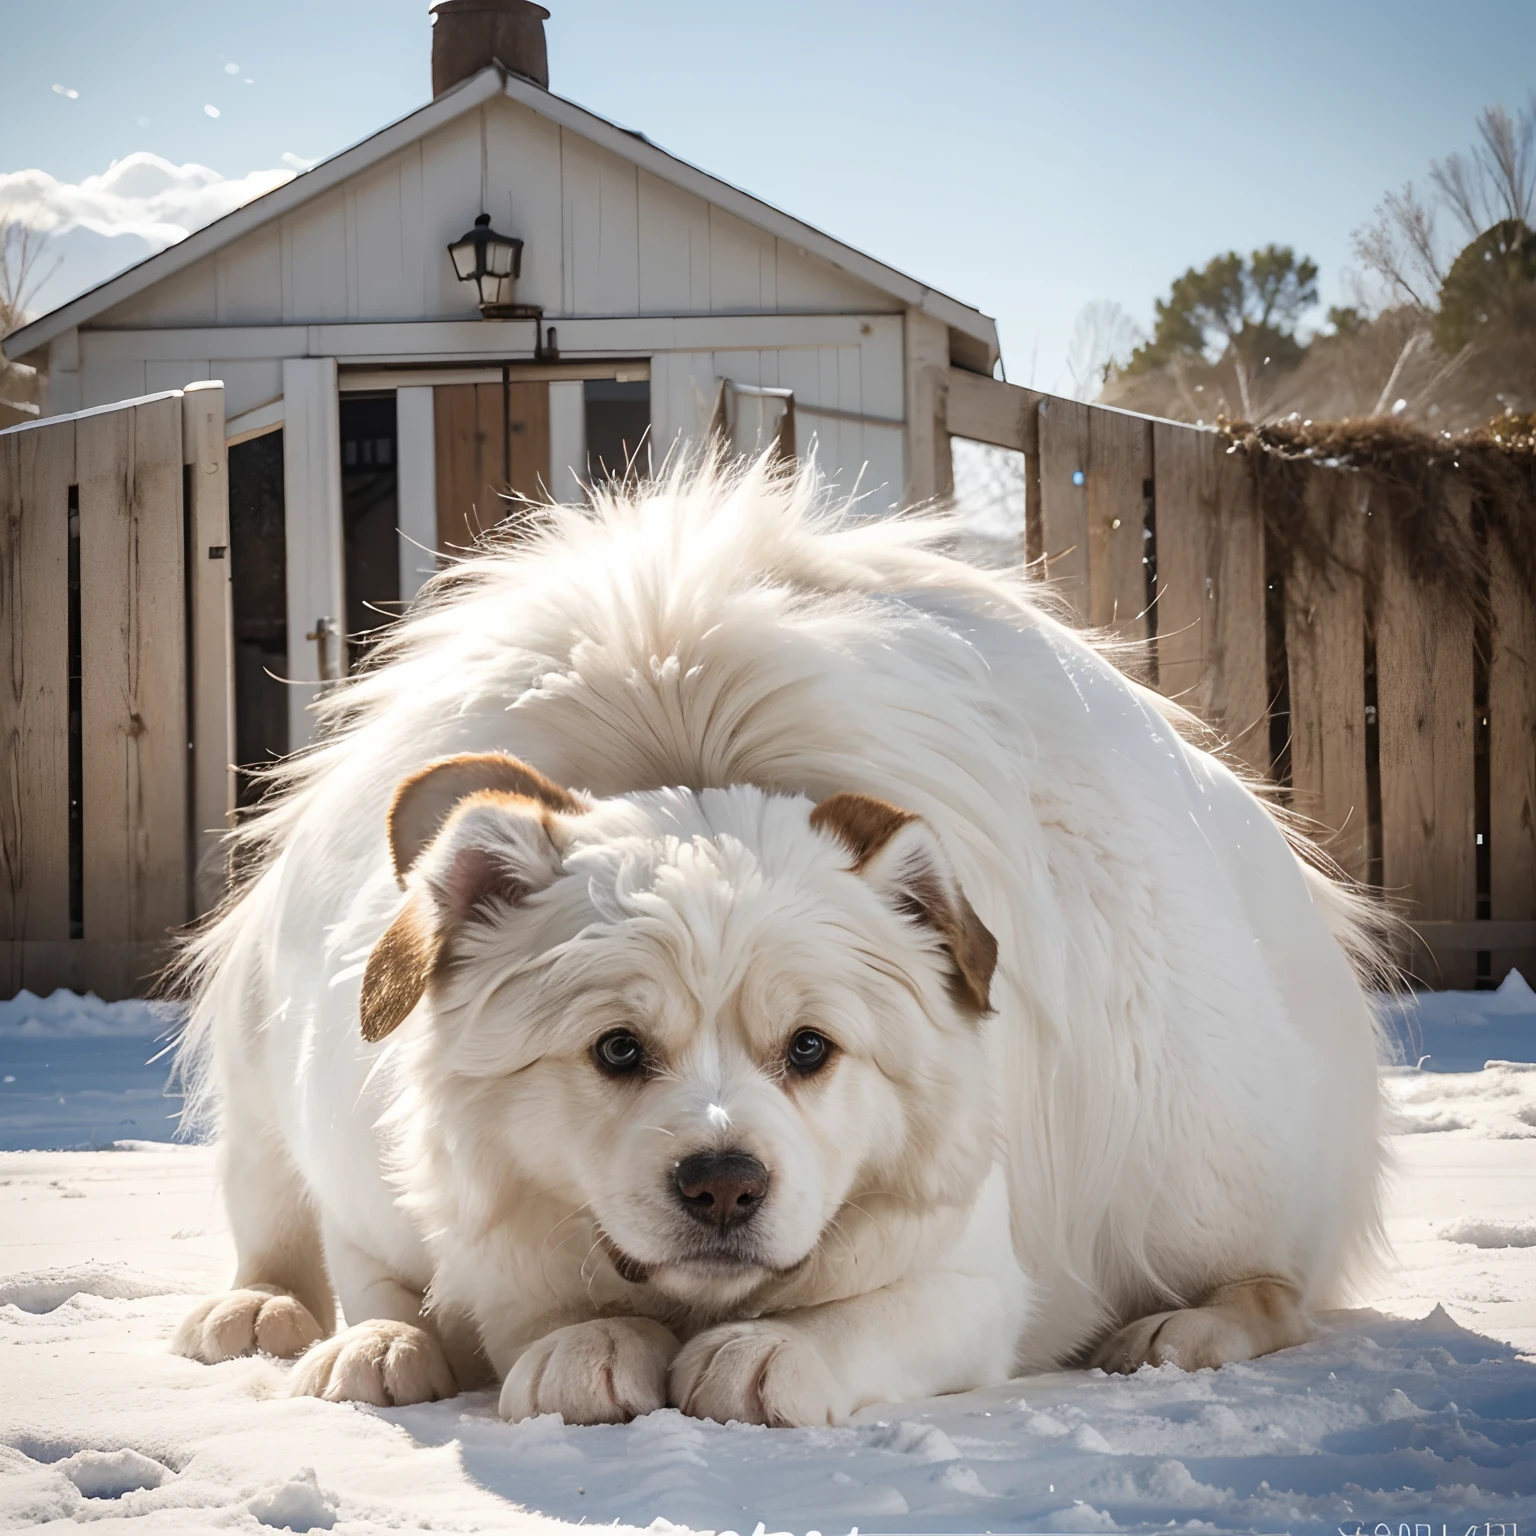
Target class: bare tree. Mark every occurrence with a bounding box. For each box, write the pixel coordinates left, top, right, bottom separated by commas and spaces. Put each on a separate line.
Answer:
1432, 101, 1536, 237
0, 220, 58, 412
1353, 184, 1444, 309
1354, 98, 1536, 310
1061, 301, 1144, 402
0, 219, 58, 340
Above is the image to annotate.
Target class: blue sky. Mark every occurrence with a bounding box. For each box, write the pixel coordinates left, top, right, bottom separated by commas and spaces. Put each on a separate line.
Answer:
4, 0, 1533, 388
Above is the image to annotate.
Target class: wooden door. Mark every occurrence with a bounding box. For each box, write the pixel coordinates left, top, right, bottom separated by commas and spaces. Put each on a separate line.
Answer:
433, 381, 550, 552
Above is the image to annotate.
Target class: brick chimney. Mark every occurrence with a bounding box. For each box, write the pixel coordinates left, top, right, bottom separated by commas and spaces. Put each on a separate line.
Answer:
430, 0, 550, 96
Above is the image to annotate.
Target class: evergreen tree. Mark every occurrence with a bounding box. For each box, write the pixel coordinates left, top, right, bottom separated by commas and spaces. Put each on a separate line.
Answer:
1124, 246, 1319, 376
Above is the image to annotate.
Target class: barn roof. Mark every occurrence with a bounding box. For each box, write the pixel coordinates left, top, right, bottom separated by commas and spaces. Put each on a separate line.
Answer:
5, 65, 1001, 371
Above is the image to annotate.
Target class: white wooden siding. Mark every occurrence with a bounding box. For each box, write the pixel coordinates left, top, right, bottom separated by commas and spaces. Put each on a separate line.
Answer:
78, 96, 917, 509
209, 359, 283, 419
775, 239, 893, 313
99, 100, 900, 334
708, 208, 778, 313
417, 109, 485, 320
146, 359, 210, 395
547, 380, 584, 501
216, 227, 284, 324
108, 260, 216, 327
637, 172, 711, 314
282, 196, 350, 324
649, 351, 715, 463
352, 155, 422, 322
280, 358, 345, 750
396, 386, 438, 599
84, 359, 147, 409
648, 316, 904, 509
561, 131, 642, 316
82, 333, 904, 505
486, 95, 565, 316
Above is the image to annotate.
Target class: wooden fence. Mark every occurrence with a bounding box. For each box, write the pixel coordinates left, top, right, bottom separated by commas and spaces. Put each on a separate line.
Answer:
1, 385, 234, 999
943, 370, 1536, 989
2, 372, 1531, 996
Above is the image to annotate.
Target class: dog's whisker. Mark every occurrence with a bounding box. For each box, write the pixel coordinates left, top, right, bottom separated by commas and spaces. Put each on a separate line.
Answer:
535, 1200, 597, 1294
842, 1200, 893, 1244
577, 1237, 605, 1301
822, 1215, 859, 1269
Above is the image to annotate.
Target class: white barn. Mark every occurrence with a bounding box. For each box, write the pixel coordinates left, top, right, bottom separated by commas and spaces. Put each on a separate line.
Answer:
4, 0, 1002, 783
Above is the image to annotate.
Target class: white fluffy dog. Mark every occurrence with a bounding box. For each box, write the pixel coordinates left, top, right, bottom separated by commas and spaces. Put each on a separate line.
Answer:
172, 458, 1385, 1427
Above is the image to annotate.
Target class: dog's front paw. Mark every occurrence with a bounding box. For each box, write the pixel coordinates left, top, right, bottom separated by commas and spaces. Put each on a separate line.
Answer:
173, 1286, 325, 1363
290, 1319, 456, 1407
499, 1318, 680, 1425
670, 1320, 849, 1427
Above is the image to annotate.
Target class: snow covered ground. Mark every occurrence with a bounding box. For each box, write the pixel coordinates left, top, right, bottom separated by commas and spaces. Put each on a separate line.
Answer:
2, 977, 1535, 1534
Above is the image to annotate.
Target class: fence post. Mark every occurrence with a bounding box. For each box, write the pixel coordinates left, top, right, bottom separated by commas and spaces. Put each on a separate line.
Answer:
1152, 425, 1269, 776
0, 419, 75, 992
1037, 396, 1091, 623
183, 382, 235, 917
1284, 474, 1369, 880
904, 309, 953, 506
1376, 479, 1477, 985
77, 394, 189, 997
1085, 409, 1153, 668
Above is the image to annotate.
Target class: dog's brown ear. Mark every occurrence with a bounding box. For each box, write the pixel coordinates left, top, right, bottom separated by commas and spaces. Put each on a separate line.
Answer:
360, 895, 439, 1043
811, 791, 998, 1018
361, 761, 579, 1042
388, 753, 583, 882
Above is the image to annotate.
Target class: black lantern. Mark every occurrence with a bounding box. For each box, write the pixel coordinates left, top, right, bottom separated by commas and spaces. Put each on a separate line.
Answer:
447, 213, 525, 313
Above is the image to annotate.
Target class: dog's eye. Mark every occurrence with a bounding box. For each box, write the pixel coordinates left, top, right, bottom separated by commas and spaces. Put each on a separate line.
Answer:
594, 1030, 645, 1076
786, 1029, 833, 1074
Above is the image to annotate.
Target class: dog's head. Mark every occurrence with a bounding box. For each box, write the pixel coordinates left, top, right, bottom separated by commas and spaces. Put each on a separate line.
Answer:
364, 753, 998, 1308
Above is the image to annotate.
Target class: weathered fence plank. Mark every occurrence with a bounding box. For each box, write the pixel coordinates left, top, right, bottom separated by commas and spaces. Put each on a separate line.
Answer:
1152, 425, 1269, 776
1036, 395, 1091, 621
1284, 474, 1369, 881
0, 420, 75, 992
943, 369, 1041, 453
77, 395, 189, 994
1086, 409, 1152, 666
1376, 482, 1476, 986
1489, 525, 1536, 984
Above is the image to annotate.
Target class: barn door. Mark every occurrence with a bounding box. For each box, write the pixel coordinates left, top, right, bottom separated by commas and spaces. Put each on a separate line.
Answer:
433, 380, 550, 551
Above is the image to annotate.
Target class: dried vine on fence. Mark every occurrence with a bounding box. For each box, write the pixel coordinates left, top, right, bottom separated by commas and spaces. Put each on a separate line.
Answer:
1219, 414, 1536, 627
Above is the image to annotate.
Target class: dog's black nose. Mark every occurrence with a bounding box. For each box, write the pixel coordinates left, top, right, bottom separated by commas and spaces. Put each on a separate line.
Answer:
673, 1150, 769, 1231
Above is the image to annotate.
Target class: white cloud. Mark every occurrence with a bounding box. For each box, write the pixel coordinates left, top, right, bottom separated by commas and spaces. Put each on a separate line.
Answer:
0, 153, 292, 249
0, 153, 295, 322
203, 104, 220, 118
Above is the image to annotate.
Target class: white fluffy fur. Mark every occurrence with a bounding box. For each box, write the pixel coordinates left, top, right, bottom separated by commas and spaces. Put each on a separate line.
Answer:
172, 456, 1385, 1425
